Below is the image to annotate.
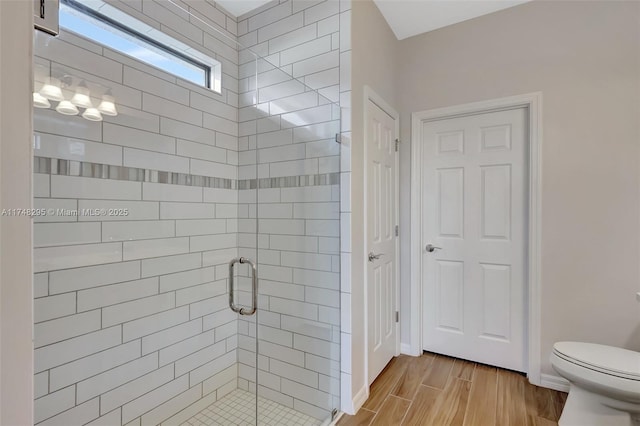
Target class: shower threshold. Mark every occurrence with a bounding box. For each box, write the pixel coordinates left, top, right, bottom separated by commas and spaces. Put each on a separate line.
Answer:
180, 389, 323, 426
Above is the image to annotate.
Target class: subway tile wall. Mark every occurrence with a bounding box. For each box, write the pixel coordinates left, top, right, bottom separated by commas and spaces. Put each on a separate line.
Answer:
33, 1, 242, 424
32, 0, 349, 423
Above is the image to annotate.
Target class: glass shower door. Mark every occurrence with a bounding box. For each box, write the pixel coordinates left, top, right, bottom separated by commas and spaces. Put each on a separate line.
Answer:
246, 55, 342, 425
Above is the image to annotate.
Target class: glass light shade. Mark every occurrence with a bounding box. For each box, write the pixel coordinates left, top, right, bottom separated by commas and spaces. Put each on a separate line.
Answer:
56, 100, 79, 115
39, 77, 64, 101
82, 107, 103, 122
33, 92, 51, 108
71, 85, 93, 109
97, 95, 118, 116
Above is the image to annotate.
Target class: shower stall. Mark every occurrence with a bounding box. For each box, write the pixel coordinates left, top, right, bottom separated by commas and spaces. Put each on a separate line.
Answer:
32, 1, 343, 424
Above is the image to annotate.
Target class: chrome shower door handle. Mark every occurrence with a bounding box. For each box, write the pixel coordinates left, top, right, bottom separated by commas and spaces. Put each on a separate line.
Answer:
228, 257, 258, 316
228, 258, 242, 314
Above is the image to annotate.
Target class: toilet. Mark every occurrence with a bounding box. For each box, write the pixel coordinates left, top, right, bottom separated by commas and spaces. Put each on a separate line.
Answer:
551, 342, 640, 426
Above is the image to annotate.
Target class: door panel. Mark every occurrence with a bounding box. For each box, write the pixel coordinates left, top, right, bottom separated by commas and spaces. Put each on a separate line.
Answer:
422, 107, 527, 372
367, 100, 397, 384
436, 260, 464, 333
481, 164, 512, 240
480, 263, 511, 340
438, 168, 464, 238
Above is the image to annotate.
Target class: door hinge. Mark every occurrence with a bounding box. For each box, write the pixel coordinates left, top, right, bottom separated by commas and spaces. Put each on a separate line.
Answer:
395, 138, 400, 152
395, 311, 399, 323
395, 225, 399, 237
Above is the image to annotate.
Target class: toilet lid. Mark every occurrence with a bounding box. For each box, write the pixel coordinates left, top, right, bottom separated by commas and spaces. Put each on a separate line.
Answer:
553, 342, 640, 381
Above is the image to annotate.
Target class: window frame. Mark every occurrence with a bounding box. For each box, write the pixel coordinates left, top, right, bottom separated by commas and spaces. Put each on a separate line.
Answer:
60, 0, 221, 92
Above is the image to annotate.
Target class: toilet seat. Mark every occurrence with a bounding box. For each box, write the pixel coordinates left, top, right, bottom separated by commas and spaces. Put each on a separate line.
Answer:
553, 342, 640, 381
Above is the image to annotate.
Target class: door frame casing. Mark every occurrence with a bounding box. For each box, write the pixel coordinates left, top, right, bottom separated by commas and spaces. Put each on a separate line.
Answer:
0, 1, 34, 423
363, 86, 401, 388
409, 93, 543, 386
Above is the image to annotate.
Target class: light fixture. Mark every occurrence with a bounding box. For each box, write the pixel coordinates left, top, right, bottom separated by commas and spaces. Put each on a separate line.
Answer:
56, 100, 79, 115
33, 92, 51, 108
97, 93, 117, 116
82, 107, 103, 122
71, 81, 92, 109
39, 77, 64, 101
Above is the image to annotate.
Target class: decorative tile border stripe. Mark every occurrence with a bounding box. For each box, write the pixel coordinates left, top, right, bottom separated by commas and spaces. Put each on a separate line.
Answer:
239, 173, 340, 190
34, 156, 236, 189
34, 157, 340, 190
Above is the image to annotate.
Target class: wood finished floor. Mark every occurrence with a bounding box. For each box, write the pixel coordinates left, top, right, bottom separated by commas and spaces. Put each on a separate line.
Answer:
337, 353, 567, 426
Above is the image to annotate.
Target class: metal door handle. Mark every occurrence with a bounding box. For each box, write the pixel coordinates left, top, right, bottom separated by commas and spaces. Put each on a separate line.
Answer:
368, 252, 384, 262
228, 257, 257, 315
425, 244, 442, 253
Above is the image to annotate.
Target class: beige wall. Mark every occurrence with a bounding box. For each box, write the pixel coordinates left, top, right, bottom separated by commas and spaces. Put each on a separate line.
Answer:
0, 0, 34, 424
350, 0, 640, 397
349, 0, 399, 406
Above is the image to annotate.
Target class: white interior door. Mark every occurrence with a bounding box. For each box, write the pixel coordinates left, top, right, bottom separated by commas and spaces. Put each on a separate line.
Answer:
422, 107, 527, 372
366, 99, 398, 384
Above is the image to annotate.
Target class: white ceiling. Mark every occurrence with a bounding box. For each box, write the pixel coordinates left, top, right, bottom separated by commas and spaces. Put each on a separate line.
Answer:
218, 0, 531, 40
216, 0, 271, 17
373, 0, 531, 40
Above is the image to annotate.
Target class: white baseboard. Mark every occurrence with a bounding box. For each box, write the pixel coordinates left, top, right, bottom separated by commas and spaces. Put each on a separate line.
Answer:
400, 343, 421, 356
400, 343, 413, 355
352, 385, 369, 413
540, 373, 570, 393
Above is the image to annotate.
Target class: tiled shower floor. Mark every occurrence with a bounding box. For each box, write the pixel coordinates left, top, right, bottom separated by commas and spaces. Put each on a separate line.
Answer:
181, 389, 323, 426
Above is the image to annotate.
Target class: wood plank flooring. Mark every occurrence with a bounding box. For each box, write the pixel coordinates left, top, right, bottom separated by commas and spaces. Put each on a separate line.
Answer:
337, 353, 567, 426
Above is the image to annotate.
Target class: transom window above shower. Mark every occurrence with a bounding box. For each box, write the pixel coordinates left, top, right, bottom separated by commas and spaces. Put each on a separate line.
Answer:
59, 0, 222, 93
